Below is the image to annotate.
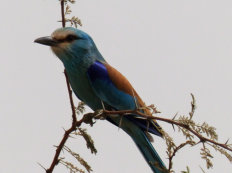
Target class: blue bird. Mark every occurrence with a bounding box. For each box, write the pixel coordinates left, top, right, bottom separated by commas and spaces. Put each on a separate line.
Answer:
35, 27, 167, 173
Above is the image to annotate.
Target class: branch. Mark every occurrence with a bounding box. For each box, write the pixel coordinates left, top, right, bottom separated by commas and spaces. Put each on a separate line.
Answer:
46, 116, 87, 173
64, 70, 77, 123
61, 0, 65, 27
168, 141, 195, 171
101, 109, 232, 152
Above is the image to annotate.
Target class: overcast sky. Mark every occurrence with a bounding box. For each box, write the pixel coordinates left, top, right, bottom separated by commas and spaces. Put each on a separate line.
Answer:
1, 0, 232, 173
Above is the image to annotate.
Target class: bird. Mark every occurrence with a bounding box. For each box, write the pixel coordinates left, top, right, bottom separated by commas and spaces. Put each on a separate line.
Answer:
35, 27, 167, 173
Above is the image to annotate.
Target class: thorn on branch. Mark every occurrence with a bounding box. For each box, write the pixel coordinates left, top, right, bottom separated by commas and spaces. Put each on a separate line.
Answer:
37, 162, 46, 171
171, 112, 178, 131
225, 138, 230, 145
172, 112, 178, 120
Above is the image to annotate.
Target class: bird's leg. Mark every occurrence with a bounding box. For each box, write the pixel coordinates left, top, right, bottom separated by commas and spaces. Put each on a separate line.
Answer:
101, 100, 106, 110
93, 100, 107, 120
131, 89, 139, 110
145, 121, 154, 142
118, 115, 124, 130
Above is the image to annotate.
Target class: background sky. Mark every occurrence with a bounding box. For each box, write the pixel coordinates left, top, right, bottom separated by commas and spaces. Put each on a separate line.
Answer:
1, 0, 232, 173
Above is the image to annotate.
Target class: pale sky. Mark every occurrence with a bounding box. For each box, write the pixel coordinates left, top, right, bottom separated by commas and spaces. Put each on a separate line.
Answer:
1, 0, 232, 173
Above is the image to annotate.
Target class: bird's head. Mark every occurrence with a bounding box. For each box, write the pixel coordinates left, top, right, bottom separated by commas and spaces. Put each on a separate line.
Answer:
34, 27, 102, 63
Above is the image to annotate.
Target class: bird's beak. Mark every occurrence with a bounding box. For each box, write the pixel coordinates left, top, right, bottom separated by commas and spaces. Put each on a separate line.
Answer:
34, 36, 59, 46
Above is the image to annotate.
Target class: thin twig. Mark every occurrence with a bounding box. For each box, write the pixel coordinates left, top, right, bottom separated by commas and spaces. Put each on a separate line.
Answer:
168, 141, 195, 171
61, 0, 65, 27
64, 70, 77, 124
46, 119, 85, 173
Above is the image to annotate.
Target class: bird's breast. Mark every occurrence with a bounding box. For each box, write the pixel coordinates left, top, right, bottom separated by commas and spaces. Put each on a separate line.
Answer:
65, 67, 102, 111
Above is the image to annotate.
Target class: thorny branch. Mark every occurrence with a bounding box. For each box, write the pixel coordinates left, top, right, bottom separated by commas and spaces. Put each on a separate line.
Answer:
45, 94, 232, 173
46, 108, 95, 173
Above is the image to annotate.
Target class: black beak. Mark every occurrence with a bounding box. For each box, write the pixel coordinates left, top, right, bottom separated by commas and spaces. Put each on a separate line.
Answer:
34, 36, 59, 46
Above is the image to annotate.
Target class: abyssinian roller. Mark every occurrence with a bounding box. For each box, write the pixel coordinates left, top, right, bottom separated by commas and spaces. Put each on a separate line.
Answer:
35, 27, 167, 173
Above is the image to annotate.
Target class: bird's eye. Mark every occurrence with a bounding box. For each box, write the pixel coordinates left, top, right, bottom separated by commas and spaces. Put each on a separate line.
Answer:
65, 34, 79, 42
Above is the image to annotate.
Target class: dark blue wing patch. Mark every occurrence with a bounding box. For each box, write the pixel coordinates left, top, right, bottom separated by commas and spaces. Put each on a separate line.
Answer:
87, 61, 111, 82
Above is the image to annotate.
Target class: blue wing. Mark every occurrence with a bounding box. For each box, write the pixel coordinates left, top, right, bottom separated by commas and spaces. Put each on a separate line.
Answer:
87, 61, 136, 110
87, 61, 162, 137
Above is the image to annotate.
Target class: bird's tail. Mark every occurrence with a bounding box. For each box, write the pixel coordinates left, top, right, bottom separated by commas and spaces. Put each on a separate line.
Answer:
108, 116, 167, 173
129, 128, 167, 173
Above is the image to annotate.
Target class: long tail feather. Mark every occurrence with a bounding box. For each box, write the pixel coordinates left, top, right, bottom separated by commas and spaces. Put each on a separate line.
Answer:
132, 129, 167, 173
108, 116, 167, 173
